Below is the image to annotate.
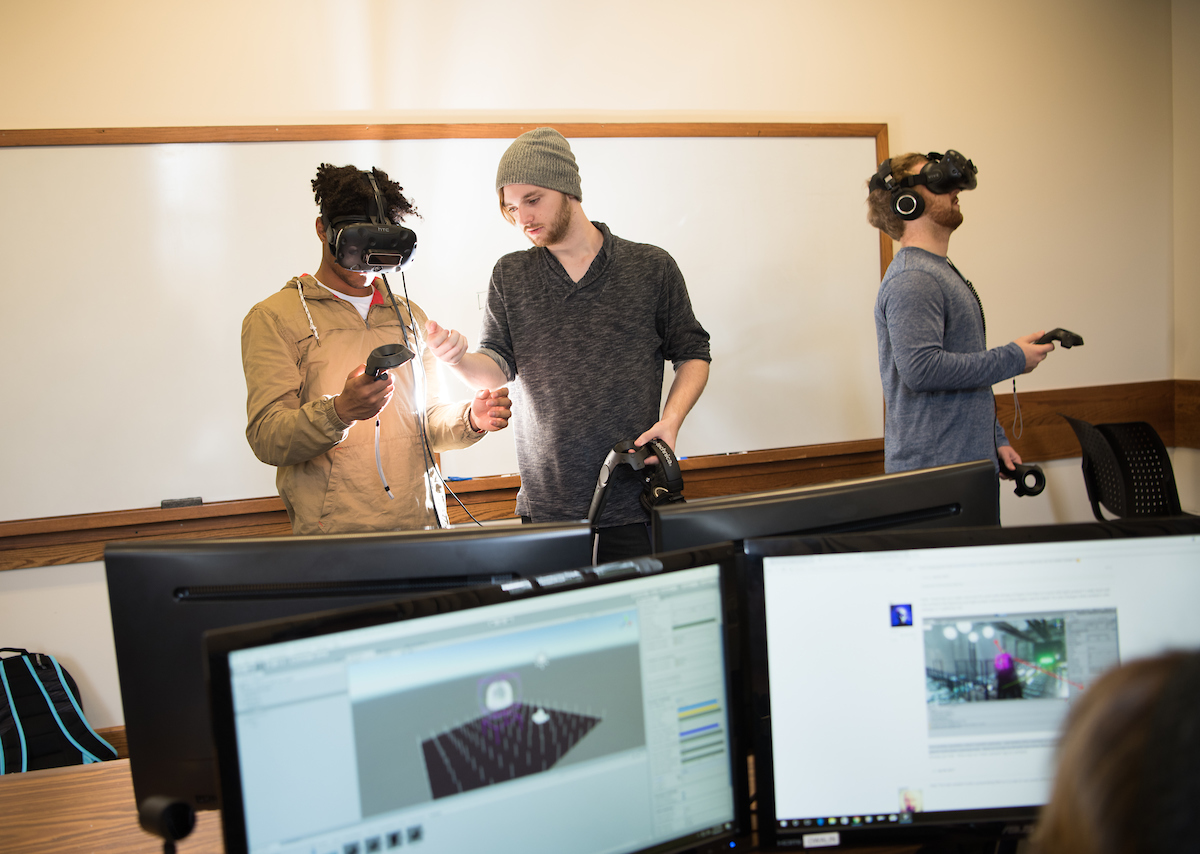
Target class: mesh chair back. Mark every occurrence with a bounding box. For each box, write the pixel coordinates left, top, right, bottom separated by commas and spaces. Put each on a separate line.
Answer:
1062, 415, 1183, 520
1097, 421, 1183, 516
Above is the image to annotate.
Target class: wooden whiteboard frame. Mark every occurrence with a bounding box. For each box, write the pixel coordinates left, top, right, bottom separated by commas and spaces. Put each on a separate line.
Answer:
0, 122, 892, 567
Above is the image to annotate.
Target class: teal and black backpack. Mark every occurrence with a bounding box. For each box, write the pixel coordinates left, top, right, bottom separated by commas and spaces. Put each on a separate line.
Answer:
0, 647, 117, 773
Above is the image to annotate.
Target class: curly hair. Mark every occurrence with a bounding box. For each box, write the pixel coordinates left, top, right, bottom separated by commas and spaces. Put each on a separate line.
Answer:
311, 163, 418, 224
865, 152, 928, 240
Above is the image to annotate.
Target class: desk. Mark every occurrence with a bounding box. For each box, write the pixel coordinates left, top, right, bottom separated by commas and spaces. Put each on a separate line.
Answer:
0, 758, 922, 854
0, 759, 223, 853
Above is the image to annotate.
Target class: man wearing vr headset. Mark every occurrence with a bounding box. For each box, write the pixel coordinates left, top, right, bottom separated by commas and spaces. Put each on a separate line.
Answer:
241, 164, 512, 534
425, 128, 711, 562
867, 151, 1054, 481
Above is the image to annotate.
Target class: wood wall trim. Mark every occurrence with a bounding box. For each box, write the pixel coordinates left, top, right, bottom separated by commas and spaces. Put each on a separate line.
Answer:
993, 379, 1178, 461
1178, 379, 1200, 449
0, 390, 1191, 574
0, 122, 888, 147
0, 497, 286, 539
95, 727, 128, 761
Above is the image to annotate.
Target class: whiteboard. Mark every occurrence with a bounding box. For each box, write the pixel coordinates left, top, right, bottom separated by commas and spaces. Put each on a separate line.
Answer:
0, 132, 883, 521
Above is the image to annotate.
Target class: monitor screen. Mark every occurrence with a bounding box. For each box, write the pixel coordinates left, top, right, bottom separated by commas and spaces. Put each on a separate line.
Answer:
104, 521, 595, 812
205, 547, 749, 854
652, 460, 998, 554
742, 518, 1200, 850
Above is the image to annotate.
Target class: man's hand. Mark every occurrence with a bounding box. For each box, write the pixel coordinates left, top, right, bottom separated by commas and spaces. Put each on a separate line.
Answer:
634, 360, 708, 463
997, 444, 1022, 479
633, 420, 680, 466
426, 319, 468, 366
469, 387, 512, 433
333, 365, 394, 425
1016, 332, 1055, 373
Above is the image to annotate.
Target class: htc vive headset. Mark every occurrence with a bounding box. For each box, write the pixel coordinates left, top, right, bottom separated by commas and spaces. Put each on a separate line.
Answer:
323, 171, 418, 273
869, 150, 978, 221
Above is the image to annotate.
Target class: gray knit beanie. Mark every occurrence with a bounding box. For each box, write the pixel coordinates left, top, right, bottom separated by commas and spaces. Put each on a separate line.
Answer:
495, 127, 582, 200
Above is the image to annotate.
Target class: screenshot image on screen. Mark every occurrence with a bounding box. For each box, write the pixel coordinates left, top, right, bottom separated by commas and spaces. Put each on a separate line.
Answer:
752, 530, 1200, 848
212, 564, 740, 854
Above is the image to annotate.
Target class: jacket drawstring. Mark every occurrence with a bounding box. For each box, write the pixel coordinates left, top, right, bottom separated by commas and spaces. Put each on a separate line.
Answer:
297, 283, 321, 345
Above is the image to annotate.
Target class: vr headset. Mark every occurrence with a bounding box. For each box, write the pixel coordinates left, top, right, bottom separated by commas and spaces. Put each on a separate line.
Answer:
323, 171, 418, 273
870, 150, 978, 220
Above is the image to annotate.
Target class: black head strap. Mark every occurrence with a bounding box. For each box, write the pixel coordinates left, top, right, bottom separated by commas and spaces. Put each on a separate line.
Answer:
324, 170, 390, 247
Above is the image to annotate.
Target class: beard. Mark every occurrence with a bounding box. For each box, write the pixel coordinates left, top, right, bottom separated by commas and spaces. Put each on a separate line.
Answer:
929, 198, 963, 231
527, 193, 573, 246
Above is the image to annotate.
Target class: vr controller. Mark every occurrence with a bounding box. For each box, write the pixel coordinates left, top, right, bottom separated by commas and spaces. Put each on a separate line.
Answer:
364, 343, 415, 380
1035, 328, 1084, 348
1009, 462, 1046, 497
1002, 328, 1076, 498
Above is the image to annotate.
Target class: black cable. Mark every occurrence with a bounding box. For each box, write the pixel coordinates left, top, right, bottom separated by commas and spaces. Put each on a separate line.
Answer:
946, 257, 984, 336
946, 259, 1029, 475
945, 256, 1003, 467
1011, 378, 1023, 440
380, 272, 483, 527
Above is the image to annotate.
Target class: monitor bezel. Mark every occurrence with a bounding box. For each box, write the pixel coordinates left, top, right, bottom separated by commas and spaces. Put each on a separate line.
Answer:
205, 544, 751, 854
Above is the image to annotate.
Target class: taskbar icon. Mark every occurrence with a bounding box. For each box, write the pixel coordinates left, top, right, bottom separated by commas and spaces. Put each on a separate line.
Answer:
782, 814, 901, 830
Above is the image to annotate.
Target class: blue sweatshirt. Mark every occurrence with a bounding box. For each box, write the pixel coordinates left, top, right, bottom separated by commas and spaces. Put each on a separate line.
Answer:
874, 247, 1026, 473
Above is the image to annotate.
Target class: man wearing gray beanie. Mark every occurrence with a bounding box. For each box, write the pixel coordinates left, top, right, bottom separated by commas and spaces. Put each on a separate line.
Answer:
427, 127, 711, 562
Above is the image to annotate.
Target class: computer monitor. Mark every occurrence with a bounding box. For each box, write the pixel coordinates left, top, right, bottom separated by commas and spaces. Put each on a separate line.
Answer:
104, 521, 595, 812
741, 517, 1200, 850
652, 460, 997, 553
204, 545, 750, 854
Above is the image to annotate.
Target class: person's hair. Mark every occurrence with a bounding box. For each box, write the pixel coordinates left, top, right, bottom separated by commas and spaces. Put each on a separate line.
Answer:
498, 188, 515, 224
497, 187, 579, 225
865, 152, 927, 240
311, 163, 418, 225
1031, 649, 1200, 854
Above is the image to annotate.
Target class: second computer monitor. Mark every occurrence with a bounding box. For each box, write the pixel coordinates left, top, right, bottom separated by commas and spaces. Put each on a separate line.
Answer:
742, 518, 1200, 850
105, 521, 595, 812
652, 460, 998, 553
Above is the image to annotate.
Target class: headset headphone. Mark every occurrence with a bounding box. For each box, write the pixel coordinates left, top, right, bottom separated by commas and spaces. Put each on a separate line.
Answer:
869, 150, 979, 221
638, 438, 685, 513
322, 170, 418, 273
586, 438, 686, 525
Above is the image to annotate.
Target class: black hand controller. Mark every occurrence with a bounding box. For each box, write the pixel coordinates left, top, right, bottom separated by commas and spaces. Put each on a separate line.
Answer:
364, 343, 415, 380
1010, 463, 1046, 497
1035, 328, 1084, 348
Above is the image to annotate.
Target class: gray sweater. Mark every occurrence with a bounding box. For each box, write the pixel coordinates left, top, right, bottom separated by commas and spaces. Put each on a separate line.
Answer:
478, 223, 711, 526
874, 247, 1026, 473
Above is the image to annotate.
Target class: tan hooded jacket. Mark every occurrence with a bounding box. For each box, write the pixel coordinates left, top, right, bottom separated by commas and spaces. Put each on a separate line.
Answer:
242, 275, 483, 534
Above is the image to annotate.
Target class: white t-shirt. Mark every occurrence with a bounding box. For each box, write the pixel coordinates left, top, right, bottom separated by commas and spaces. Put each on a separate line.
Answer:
314, 278, 373, 320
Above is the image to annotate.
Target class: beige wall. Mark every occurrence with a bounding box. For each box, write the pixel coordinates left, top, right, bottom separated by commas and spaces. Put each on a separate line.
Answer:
1169, 0, 1199, 523
1175, 0, 1200, 379
2, 1, 1183, 391
1, 0, 1194, 728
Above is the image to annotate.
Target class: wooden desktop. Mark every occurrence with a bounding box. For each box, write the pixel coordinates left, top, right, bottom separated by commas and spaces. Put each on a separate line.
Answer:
0, 759, 223, 854
0, 753, 921, 854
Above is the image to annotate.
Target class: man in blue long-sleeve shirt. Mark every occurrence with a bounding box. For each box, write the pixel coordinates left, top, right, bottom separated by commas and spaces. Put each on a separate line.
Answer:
867, 150, 1054, 476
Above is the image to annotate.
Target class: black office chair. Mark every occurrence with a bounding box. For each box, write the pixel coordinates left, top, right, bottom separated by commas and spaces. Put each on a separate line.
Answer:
1061, 415, 1190, 521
